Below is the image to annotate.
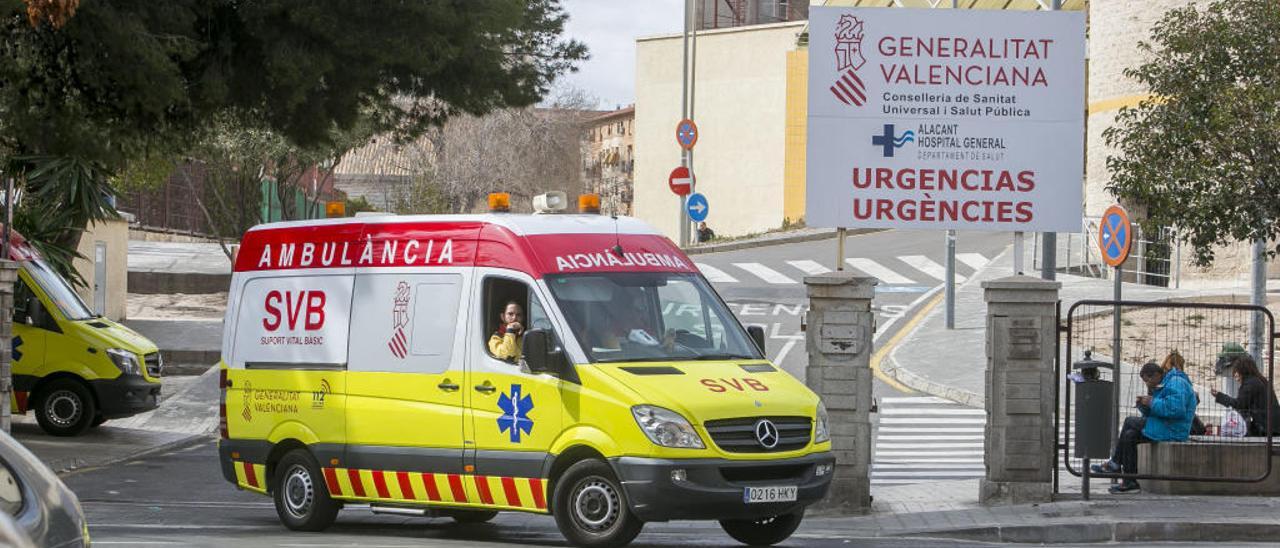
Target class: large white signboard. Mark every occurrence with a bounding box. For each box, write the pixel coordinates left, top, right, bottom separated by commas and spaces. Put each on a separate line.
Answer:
806, 7, 1085, 232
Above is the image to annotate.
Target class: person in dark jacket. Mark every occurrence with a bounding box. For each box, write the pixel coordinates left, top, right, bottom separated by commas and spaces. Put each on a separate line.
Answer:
1211, 355, 1280, 436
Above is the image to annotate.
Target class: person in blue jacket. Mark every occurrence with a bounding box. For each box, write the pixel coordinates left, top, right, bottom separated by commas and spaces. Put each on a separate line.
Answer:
1092, 362, 1198, 494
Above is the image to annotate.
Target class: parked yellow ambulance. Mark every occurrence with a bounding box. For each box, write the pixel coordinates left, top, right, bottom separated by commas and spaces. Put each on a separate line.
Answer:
7, 232, 162, 436
217, 203, 834, 547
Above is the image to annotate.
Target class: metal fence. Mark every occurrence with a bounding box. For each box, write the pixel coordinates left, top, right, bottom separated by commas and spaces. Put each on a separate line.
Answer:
1035, 218, 1182, 287
1058, 300, 1276, 493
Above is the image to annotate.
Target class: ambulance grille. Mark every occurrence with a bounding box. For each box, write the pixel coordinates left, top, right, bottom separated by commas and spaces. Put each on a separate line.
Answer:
144, 352, 163, 377
704, 416, 811, 453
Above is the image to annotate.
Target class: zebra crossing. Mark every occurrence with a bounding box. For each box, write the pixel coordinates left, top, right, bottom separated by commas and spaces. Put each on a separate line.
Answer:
696, 252, 992, 287
873, 396, 1086, 486
873, 396, 985, 486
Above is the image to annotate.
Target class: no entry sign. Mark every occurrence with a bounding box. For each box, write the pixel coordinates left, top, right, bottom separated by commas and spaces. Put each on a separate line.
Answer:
668, 166, 693, 196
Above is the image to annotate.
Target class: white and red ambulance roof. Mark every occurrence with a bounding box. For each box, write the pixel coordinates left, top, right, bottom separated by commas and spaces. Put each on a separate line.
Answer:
3, 229, 42, 262
233, 214, 697, 278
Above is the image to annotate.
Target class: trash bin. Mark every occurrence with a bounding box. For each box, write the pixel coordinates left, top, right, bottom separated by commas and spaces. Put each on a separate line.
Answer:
1072, 350, 1115, 459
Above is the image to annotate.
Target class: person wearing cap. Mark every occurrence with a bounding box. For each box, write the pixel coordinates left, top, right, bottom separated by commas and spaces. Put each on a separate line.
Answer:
1216, 342, 1249, 393
1212, 354, 1280, 436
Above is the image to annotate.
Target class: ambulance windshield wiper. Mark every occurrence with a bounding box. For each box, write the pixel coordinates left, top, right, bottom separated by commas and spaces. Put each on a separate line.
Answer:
689, 353, 754, 361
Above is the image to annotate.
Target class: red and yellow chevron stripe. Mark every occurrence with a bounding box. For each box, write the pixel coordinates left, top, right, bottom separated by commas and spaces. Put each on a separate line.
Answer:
231, 461, 549, 513
322, 467, 549, 513
233, 460, 268, 494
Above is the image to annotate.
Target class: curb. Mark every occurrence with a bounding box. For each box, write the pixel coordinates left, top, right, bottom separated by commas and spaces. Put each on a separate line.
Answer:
876, 245, 1016, 406
682, 228, 885, 255
55, 433, 210, 477
163, 362, 216, 377
903, 520, 1280, 544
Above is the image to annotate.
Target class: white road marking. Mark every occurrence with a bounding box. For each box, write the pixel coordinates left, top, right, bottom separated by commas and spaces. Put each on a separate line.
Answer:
899, 255, 965, 282
878, 407, 986, 416
786, 259, 831, 276
879, 417, 986, 424
845, 258, 916, 285
957, 252, 991, 271
732, 262, 798, 284
879, 396, 957, 405
695, 262, 739, 283
874, 463, 986, 470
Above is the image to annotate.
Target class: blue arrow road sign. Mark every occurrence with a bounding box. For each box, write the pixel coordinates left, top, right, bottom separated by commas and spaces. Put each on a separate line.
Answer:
686, 193, 709, 222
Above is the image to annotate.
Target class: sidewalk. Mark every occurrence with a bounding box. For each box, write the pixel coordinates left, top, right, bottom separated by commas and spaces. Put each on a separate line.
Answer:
884, 242, 1265, 407
128, 241, 231, 294
125, 318, 223, 374
798, 484, 1280, 543
12, 367, 217, 474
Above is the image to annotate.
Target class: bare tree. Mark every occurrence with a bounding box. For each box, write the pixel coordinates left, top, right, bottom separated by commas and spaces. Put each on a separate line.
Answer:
392, 87, 599, 214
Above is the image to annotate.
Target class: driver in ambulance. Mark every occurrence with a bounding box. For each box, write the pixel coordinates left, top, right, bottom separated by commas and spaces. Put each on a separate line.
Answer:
488, 301, 524, 361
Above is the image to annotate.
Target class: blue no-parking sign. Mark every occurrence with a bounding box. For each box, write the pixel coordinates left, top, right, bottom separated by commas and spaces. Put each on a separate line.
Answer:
686, 193, 709, 223
1098, 205, 1132, 267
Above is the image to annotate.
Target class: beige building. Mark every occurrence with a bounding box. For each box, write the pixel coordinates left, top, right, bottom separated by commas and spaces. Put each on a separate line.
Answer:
72, 219, 128, 321
582, 106, 635, 216
634, 21, 806, 240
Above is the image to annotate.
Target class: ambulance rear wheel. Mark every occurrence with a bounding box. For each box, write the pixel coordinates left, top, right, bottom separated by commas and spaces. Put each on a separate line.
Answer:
34, 379, 95, 437
719, 510, 804, 546
273, 449, 339, 532
553, 459, 643, 548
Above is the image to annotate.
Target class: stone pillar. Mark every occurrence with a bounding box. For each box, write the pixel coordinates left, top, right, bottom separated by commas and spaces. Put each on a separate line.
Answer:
804, 273, 875, 514
980, 275, 1061, 505
0, 260, 17, 433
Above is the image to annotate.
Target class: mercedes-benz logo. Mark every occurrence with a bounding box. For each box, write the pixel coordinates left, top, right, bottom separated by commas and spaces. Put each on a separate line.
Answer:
755, 419, 779, 449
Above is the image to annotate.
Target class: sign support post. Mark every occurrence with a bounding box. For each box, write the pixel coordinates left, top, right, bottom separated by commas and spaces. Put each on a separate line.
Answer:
836, 228, 847, 271
679, 0, 691, 247
1096, 203, 1132, 499
945, 230, 956, 329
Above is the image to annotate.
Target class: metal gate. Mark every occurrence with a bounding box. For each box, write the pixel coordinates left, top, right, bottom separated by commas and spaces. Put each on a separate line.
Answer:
1056, 300, 1277, 495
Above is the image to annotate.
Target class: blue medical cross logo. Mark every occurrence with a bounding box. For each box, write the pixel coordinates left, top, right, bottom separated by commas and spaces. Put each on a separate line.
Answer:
497, 384, 534, 443
1102, 213, 1128, 260
870, 124, 915, 158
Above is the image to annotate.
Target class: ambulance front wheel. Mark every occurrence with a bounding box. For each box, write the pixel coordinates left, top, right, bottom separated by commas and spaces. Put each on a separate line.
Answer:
34, 378, 96, 436
553, 459, 643, 548
273, 449, 340, 532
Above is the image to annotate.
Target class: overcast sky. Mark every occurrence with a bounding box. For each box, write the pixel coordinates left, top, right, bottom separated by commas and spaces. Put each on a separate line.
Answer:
559, 0, 685, 110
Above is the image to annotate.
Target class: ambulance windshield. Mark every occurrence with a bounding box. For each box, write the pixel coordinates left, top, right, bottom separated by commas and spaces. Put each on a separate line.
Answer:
24, 259, 95, 321
545, 272, 762, 363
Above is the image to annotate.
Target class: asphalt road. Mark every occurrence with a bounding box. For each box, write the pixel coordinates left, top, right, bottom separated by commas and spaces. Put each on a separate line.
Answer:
65, 439, 996, 548
699, 229, 1012, 397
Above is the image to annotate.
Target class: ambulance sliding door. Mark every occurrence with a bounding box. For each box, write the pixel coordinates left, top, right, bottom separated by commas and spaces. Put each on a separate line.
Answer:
345, 271, 469, 476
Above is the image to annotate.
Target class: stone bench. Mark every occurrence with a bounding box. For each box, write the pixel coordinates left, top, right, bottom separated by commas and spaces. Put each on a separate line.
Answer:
1139, 437, 1280, 495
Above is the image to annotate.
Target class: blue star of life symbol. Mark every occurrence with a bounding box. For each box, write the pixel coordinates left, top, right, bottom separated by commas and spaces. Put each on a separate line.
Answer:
497, 384, 534, 443
11, 335, 21, 362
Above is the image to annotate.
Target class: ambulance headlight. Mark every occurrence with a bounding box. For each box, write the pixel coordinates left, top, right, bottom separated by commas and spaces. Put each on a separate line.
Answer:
632, 405, 705, 449
815, 402, 830, 444
106, 348, 141, 375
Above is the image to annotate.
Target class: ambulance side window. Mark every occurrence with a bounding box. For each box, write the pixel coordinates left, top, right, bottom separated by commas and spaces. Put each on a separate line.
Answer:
11, 278, 32, 323
482, 277, 557, 360
348, 273, 463, 374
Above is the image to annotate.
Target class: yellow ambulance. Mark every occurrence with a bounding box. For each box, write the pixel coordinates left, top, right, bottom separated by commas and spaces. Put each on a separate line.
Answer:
7, 232, 162, 436
217, 206, 834, 547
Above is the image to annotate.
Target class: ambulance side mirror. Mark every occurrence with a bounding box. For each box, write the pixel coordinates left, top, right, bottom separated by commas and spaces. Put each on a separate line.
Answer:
521, 329, 565, 376
747, 325, 766, 355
